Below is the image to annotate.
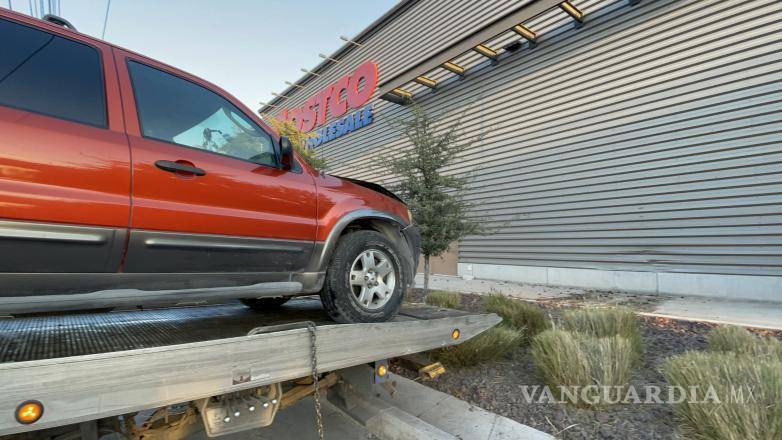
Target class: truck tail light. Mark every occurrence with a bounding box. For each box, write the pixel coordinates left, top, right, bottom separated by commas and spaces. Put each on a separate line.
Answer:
16, 400, 44, 425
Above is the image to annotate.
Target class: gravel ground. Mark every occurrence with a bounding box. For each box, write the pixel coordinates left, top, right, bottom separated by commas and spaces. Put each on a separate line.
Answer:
396, 289, 781, 440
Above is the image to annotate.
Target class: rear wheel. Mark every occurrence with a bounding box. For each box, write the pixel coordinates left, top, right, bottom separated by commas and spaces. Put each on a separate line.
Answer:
320, 230, 407, 323
240, 297, 291, 310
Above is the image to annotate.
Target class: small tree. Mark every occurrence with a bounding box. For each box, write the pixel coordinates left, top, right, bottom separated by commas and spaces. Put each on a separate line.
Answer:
388, 105, 487, 295
262, 116, 329, 170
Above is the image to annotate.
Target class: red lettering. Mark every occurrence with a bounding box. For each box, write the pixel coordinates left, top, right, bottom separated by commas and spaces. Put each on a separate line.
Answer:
300, 95, 317, 132
314, 85, 333, 127
288, 108, 302, 131
347, 61, 378, 109
329, 75, 350, 118
277, 60, 378, 131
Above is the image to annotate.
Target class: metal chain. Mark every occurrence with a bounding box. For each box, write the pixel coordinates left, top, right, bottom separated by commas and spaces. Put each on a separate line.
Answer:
305, 321, 324, 440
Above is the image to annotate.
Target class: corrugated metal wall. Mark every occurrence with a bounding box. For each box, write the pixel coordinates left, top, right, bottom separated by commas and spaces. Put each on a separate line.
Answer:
275, 0, 782, 277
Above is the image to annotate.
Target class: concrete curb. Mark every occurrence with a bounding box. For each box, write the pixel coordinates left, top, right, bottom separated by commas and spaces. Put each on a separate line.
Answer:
334, 366, 553, 440
329, 372, 456, 440
379, 374, 553, 440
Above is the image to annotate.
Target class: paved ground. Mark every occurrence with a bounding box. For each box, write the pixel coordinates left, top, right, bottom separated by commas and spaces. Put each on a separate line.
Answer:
415, 274, 782, 330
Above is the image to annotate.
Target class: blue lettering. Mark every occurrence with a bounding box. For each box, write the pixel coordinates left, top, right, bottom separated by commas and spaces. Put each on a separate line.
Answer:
356, 109, 365, 129
362, 105, 373, 126
312, 129, 323, 147
306, 105, 373, 145
342, 113, 354, 134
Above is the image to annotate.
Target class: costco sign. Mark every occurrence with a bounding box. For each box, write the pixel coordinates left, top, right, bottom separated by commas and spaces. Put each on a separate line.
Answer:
278, 61, 378, 147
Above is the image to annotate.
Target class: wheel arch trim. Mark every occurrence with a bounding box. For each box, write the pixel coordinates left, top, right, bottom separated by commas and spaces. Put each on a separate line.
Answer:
307, 209, 412, 275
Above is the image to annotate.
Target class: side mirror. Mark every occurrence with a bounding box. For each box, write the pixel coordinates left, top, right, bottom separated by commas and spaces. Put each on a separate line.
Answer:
279, 136, 294, 170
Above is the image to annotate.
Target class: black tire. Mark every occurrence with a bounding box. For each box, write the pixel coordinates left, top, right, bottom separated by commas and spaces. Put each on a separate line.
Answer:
320, 230, 408, 323
240, 296, 291, 310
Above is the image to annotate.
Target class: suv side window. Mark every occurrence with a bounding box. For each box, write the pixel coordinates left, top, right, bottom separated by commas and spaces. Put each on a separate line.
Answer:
0, 18, 106, 127
128, 61, 277, 168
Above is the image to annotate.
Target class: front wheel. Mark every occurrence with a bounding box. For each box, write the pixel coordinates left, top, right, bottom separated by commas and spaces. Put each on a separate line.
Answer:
320, 230, 407, 323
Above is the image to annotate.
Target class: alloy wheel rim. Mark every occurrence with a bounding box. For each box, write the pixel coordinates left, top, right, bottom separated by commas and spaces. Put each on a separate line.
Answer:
349, 249, 396, 310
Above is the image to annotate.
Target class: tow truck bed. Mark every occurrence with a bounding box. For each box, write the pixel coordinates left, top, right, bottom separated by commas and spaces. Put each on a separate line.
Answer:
0, 298, 500, 435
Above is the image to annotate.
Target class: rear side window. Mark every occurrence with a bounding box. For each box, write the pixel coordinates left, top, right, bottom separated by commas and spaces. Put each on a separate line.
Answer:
127, 61, 277, 168
0, 18, 106, 127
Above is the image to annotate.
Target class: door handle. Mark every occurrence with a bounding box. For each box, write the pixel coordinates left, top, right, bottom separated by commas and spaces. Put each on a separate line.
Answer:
155, 160, 206, 176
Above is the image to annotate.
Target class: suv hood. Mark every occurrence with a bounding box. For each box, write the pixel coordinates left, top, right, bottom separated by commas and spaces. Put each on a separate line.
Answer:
332, 175, 406, 204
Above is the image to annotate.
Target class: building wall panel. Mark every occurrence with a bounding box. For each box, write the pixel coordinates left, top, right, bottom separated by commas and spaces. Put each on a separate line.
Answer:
290, 0, 782, 278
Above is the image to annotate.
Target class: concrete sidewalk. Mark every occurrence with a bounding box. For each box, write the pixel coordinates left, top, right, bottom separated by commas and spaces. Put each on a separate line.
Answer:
414, 273, 577, 300
648, 296, 782, 330
415, 274, 782, 330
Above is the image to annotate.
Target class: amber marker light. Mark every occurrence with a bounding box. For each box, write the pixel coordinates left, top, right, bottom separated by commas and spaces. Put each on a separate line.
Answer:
451, 328, 461, 340
473, 44, 498, 59
15, 400, 44, 425
560, 1, 584, 22
441, 61, 465, 75
414, 76, 437, 88
512, 24, 537, 42
392, 88, 413, 99
376, 364, 388, 377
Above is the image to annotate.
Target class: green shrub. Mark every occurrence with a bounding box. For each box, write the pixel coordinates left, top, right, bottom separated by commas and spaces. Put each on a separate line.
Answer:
662, 351, 782, 440
531, 329, 634, 408
424, 291, 461, 309
433, 325, 523, 367
708, 325, 782, 360
483, 294, 547, 339
562, 307, 643, 362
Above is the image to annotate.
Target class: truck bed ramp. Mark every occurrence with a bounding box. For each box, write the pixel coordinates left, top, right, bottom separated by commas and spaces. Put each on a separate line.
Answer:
0, 298, 500, 435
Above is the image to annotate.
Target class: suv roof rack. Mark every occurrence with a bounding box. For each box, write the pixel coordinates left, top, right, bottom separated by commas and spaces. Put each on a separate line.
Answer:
42, 14, 77, 31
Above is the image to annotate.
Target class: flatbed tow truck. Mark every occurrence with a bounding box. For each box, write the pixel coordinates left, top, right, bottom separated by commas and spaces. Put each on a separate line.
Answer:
0, 297, 500, 439
0, 8, 511, 439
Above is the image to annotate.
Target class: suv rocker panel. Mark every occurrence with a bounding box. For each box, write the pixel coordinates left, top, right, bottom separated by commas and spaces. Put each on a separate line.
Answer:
0, 210, 412, 314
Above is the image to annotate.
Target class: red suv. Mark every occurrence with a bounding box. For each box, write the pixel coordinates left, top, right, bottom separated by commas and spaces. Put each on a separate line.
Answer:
0, 10, 419, 323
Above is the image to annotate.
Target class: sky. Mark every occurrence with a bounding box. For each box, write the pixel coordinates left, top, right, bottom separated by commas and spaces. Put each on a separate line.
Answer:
5, 0, 398, 111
